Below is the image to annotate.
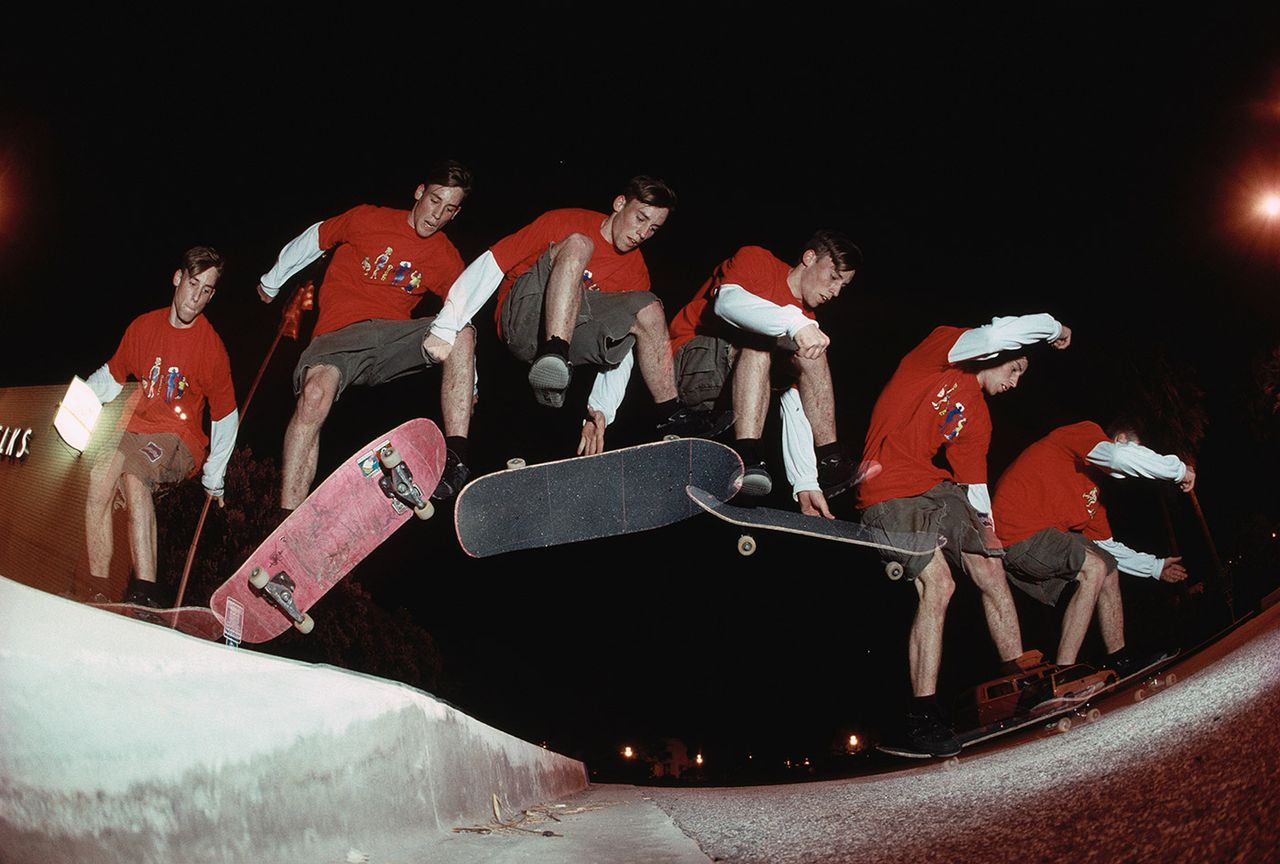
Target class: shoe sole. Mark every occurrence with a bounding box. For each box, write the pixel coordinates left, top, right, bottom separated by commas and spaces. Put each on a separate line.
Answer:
529, 356, 570, 408
738, 475, 772, 497
876, 742, 961, 759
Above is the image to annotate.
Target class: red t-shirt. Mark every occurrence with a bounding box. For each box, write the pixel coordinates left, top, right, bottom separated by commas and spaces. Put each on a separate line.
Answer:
313, 205, 465, 338
107, 308, 237, 473
489, 208, 652, 332
857, 326, 992, 508
668, 246, 814, 351
993, 421, 1113, 546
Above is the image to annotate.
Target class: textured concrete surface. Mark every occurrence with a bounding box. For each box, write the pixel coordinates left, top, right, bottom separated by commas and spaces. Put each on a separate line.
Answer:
651, 603, 1280, 863
0, 576, 586, 864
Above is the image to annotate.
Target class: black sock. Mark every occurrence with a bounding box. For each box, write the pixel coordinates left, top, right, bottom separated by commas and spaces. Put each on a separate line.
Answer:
539, 337, 570, 359
445, 436, 469, 464
736, 438, 762, 464
816, 441, 842, 461
910, 694, 938, 714
654, 398, 679, 423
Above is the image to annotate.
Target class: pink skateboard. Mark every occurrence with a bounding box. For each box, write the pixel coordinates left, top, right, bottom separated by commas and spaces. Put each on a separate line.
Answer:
209, 418, 444, 643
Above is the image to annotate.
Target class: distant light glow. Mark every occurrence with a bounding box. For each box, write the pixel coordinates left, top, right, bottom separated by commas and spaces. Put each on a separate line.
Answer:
695, 753, 703, 766
1258, 194, 1280, 218
622, 746, 634, 759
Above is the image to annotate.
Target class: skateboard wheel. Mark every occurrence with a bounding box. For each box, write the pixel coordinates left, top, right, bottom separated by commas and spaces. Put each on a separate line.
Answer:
249, 567, 270, 589
295, 613, 314, 635
737, 534, 756, 556
379, 446, 402, 469
885, 561, 904, 581
942, 756, 960, 771
414, 500, 435, 521
1054, 717, 1072, 733
506, 457, 526, 470
1164, 672, 1177, 686
1134, 688, 1147, 702
662, 434, 680, 442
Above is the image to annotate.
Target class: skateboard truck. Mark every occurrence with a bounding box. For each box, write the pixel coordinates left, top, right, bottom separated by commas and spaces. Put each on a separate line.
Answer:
249, 567, 315, 634
377, 445, 434, 520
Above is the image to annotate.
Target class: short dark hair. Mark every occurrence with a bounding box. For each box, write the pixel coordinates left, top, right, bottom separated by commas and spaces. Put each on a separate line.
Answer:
802, 230, 863, 272
424, 159, 473, 196
1104, 416, 1146, 442
622, 175, 677, 211
182, 246, 225, 277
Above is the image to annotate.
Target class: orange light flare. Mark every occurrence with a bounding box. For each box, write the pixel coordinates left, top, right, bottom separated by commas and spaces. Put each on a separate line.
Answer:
621, 745, 634, 759
1257, 193, 1280, 219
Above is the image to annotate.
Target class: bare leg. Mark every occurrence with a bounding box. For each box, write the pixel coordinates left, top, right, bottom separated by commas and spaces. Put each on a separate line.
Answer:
122, 473, 158, 584
965, 554, 1023, 662
732, 347, 771, 439
541, 233, 594, 344
1094, 564, 1126, 654
629, 300, 677, 403
791, 352, 838, 447
1056, 550, 1108, 664
85, 449, 126, 579
909, 550, 956, 696
281, 364, 340, 509
440, 325, 475, 437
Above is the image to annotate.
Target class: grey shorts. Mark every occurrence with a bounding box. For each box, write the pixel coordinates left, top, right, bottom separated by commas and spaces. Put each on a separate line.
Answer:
500, 250, 656, 367
674, 333, 801, 411
294, 317, 451, 400
116, 431, 195, 492
860, 481, 1001, 581
1004, 528, 1118, 607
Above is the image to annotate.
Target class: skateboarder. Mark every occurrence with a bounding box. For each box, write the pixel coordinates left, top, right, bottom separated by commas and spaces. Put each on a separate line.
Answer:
84, 246, 239, 605
856, 313, 1072, 756
666, 232, 871, 517
256, 160, 475, 507
993, 420, 1195, 674
423, 175, 682, 456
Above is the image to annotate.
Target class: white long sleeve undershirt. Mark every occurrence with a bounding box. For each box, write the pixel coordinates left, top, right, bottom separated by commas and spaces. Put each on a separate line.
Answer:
429, 250, 505, 346
587, 350, 634, 426
86, 363, 123, 404
203, 409, 239, 496
713, 283, 813, 340
948, 314, 1063, 363
1086, 440, 1187, 483
1095, 537, 1164, 580
780, 388, 819, 497
259, 222, 325, 297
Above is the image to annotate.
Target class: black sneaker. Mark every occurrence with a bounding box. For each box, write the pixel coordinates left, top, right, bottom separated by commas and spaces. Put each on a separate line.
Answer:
739, 461, 772, 497
657, 407, 735, 440
124, 588, 162, 609
880, 709, 962, 758
528, 354, 572, 408
818, 454, 882, 499
432, 450, 471, 501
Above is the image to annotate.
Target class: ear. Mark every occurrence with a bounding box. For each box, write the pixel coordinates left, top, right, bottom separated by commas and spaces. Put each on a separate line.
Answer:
173, 269, 184, 288
414, 183, 427, 201
801, 249, 818, 268
612, 194, 627, 214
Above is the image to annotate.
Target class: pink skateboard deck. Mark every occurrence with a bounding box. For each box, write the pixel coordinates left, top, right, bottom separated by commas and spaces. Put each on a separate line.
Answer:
210, 418, 444, 643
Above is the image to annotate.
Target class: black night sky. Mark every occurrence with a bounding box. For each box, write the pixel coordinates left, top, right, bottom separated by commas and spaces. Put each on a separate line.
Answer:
3, 10, 1279, 775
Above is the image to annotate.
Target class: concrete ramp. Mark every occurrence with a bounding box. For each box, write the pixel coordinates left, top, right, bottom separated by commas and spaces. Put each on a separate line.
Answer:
0, 576, 586, 863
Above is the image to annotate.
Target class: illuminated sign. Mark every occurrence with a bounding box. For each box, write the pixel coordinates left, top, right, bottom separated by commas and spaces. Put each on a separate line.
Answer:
0, 425, 32, 460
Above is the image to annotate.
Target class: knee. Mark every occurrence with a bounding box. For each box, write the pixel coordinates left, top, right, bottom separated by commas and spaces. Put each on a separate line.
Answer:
736, 346, 772, 373
633, 298, 667, 332
918, 557, 956, 611
554, 232, 594, 264
968, 556, 1008, 594
297, 371, 337, 424
1077, 553, 1108, 592
121, 473, 151, 508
